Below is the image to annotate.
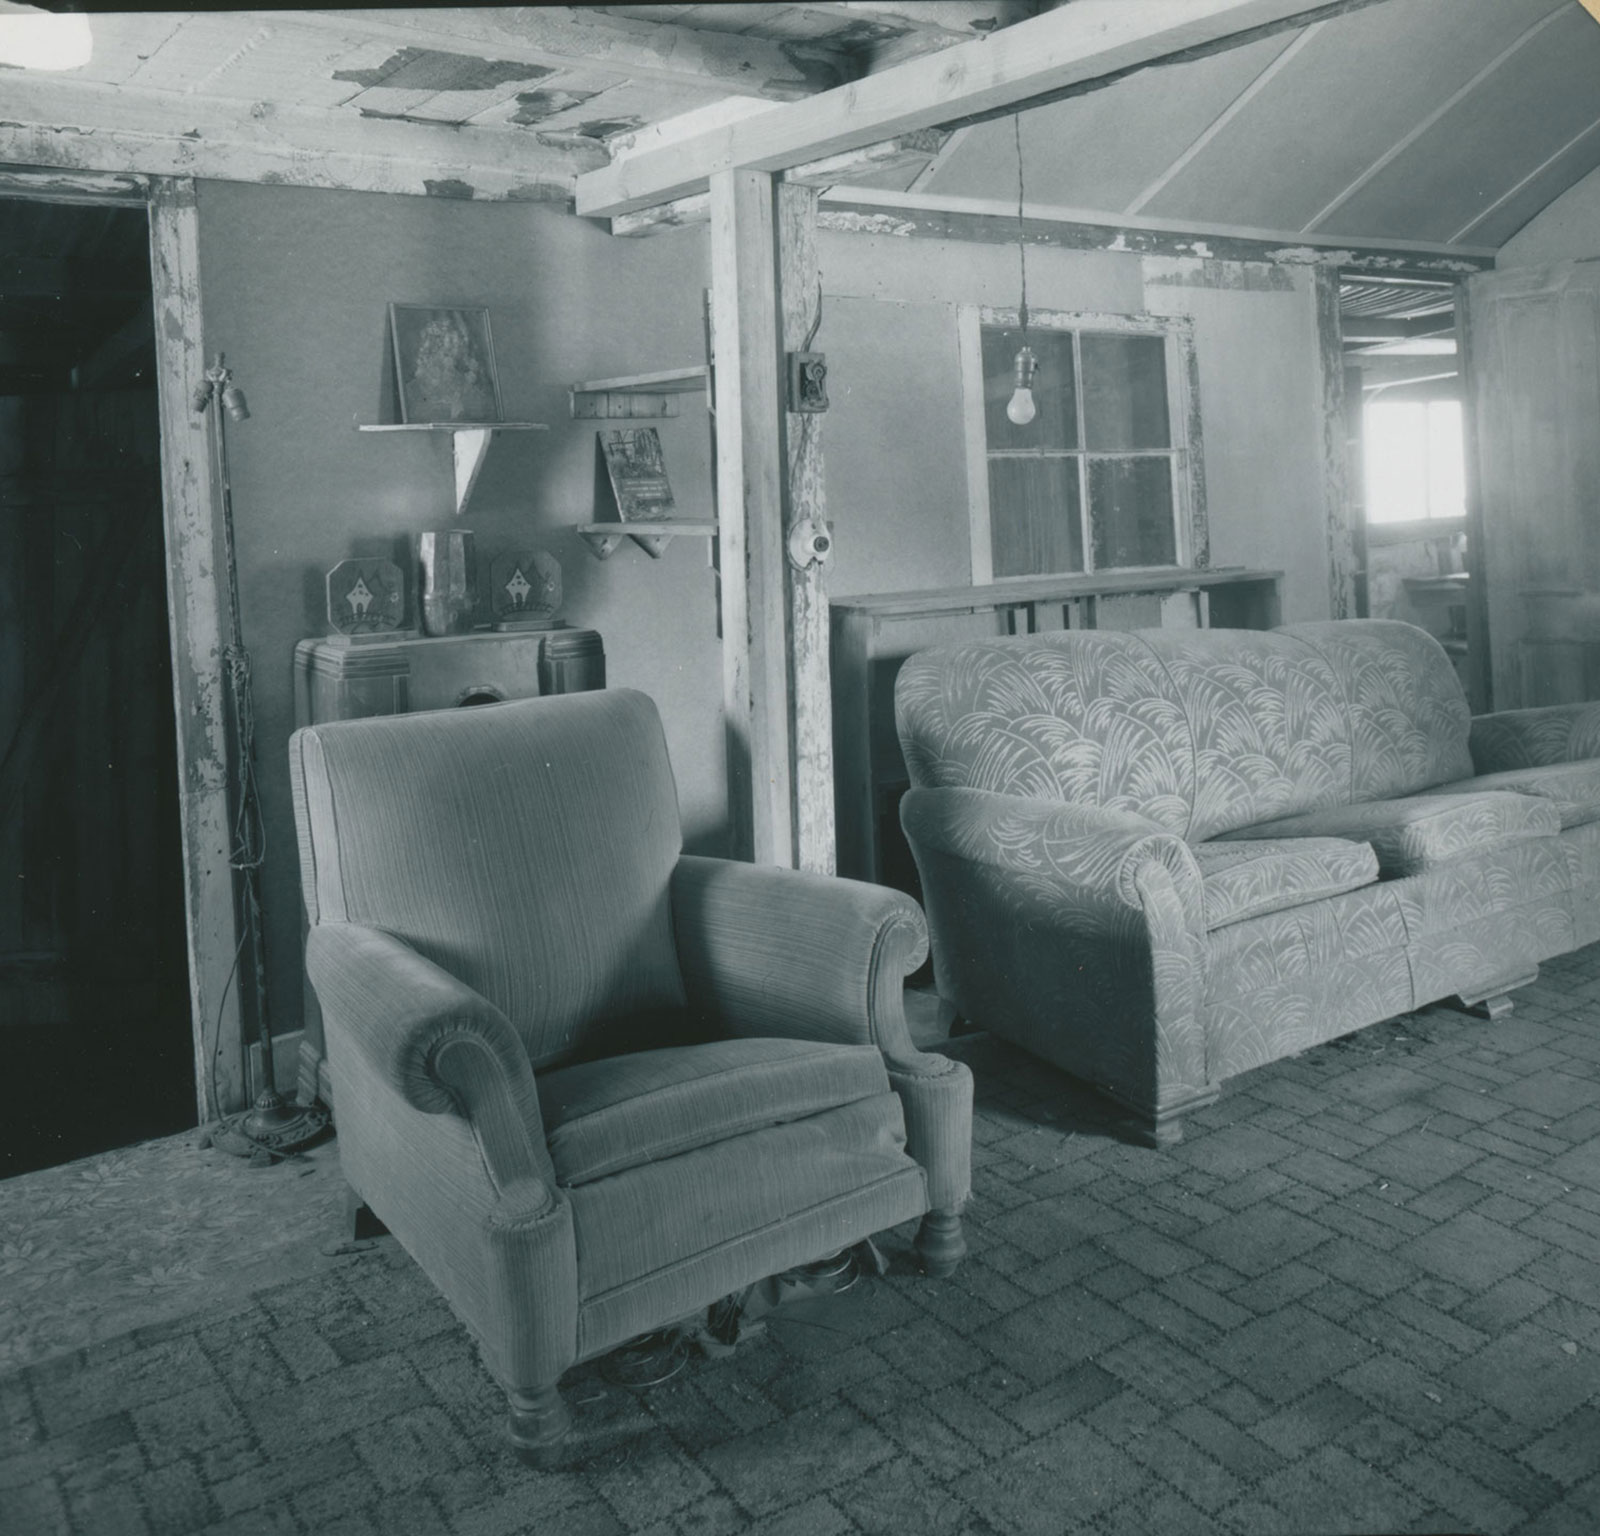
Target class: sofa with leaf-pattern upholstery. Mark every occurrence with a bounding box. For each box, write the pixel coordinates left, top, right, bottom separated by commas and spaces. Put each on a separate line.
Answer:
895, 619, 1600, 1145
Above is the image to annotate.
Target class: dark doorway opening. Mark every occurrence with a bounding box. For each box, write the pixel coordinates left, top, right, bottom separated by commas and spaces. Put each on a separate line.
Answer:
0, 196, 193, 1177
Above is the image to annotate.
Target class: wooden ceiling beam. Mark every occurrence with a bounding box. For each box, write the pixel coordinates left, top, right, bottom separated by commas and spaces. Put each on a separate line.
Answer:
0, 73, 592, 202
575, 0, 1397, 218
292, 8, 852, 101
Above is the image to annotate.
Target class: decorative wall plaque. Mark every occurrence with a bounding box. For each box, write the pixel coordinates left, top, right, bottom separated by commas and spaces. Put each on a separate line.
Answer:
489, 548, 563, 630
326, 558, 404, 638
597, 427, 676, 523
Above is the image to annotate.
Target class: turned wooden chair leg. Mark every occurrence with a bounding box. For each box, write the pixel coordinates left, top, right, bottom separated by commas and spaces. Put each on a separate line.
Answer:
916, 1209, 966, 1277
506, 1385, 572, 1467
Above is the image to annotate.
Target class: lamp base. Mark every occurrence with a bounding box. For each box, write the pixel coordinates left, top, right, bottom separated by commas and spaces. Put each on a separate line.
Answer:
208, 1091, 331, 1162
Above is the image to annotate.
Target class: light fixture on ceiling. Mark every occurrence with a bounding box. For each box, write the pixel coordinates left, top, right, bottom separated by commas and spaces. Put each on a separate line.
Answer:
1006, 113, 1037, 428
0, 10, 93, 71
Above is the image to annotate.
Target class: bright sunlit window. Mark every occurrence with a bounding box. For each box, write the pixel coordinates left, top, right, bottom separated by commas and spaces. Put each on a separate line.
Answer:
1363, 399, 1465, 524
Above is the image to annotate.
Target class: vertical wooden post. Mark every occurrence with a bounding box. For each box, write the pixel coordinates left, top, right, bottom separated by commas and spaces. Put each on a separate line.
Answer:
1315, 265, 1357, 621
149, 178, 246, 1118
710, 168, 793, 867
778, 183, 835, 875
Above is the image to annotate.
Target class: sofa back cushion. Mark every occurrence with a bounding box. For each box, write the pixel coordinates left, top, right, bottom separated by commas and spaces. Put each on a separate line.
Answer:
1135, 628, 1352, 841
895, 628, 1198, 834
895, 620, 1471, 840
290, 688, 687, 1071
1278, 621, 1472, 799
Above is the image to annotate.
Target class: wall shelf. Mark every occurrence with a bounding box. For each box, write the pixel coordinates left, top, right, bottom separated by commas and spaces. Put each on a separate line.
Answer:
575, 519, 718, 560
570, 366, 710, 420
358, 422, 549, 517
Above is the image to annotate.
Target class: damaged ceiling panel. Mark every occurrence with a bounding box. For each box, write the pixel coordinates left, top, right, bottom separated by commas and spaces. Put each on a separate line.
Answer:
3, 0, 1597, 252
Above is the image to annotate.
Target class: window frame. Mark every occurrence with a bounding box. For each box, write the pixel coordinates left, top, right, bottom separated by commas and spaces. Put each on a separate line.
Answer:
958, 303, 1207, 585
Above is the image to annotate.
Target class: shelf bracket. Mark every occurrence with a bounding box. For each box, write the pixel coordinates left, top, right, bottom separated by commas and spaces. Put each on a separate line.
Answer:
453, 428, 493, 518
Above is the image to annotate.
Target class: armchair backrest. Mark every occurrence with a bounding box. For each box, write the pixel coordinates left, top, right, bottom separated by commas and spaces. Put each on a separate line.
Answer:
290, 688, 687, 1069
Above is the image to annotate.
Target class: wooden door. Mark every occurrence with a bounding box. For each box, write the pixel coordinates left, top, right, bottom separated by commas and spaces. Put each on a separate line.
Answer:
1463, 261, 1600, 711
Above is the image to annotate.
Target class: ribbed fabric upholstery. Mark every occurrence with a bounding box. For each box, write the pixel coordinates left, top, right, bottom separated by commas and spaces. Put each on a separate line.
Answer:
574, 1162, 926, 1360
670, 855, 974, 1214
567, 1096, 918, 1304
1189, 837, 1377, 930
290, 691, 686, 1069
1216, 791, 1558, 878
537, 1038, 890, 1186
289, 688, 965, 1434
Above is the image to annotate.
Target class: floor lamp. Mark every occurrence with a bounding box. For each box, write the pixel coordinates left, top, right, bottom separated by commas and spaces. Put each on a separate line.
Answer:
194, 354, 329, 1160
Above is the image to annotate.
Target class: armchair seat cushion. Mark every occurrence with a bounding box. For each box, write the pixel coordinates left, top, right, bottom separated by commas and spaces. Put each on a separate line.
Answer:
1422, 761, 1600, 831
538, 1037, 893, 1187
1215, 791, 1559, 878
1189, 837, 1378, 931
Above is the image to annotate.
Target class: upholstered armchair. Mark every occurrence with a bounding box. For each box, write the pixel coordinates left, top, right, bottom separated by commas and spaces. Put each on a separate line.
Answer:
288, 688, 971, 1460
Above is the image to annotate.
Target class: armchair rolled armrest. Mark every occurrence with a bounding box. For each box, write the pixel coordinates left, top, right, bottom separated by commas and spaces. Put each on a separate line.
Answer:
670, 855, 972, 1217
306, 922, 557, 1196
671, 854, 928, 1061
1471, 703, 1600, 773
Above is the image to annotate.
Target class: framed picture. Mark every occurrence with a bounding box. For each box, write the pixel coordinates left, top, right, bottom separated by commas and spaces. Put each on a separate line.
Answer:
389, 303, 503, 425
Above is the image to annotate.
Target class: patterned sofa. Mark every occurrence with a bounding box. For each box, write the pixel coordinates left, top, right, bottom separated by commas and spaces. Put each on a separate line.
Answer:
895, 619, 1600, 1144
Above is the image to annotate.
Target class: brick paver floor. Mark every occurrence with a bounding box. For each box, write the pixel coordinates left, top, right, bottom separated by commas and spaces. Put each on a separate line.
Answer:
4, 944, 1600, 1534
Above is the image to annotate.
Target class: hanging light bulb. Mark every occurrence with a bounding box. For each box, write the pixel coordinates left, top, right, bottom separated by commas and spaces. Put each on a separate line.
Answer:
1007, 345, 1038, 425
1008, 113, 1037, 430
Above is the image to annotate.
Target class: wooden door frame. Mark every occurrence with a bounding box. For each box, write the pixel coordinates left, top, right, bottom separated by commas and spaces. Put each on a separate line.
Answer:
0, 167, 241, 1122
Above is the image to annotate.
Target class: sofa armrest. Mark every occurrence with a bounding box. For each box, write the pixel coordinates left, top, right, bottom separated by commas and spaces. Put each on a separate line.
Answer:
1471, 703, 1600, 773
900, 787, 1208, 1129
670, 854, 928, 1062
305, 922, 557, 1198
900, 787, 1205, 934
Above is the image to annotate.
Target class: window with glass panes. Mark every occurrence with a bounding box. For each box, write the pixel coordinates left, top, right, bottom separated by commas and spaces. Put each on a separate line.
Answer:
971, 314, 1194, 579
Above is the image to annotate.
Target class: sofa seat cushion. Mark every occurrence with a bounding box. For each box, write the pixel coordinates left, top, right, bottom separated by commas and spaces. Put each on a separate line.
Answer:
1215, 791, 1560, 878
1422, 761, 1600, 831
537, 1037, 892, 1187
1189, 837, 1378, 931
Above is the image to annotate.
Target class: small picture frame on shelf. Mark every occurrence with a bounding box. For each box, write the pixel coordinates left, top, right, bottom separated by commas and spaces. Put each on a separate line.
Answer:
389, 304, 503, 425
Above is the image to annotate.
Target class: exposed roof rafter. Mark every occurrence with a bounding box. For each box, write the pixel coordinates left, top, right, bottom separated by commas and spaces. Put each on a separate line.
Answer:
1298, 1, 1569, 232
575, 0, 1402, 219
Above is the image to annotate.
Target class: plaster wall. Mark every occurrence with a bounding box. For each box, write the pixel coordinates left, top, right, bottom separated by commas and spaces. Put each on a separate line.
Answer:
818, 232, 1331, 619
190, 182, 1336, 1051
194, 182, 724, 1042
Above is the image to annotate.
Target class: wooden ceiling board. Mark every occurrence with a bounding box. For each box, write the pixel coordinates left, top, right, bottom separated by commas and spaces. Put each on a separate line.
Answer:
68, 13, 187, 87
1140, 0, 1568, 233
1454, 128, 1600, 247
487, 76, 713, 140
920, 32, 1299, 215
1325, 5, 1600, 243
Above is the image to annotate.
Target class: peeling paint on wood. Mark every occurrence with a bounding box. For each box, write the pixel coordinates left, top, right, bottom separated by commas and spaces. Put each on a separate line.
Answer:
1315, 265, 1357, 621
332, 48, 554, 92
779, 182, 834, 875
1142, 256, 1293, 292
146, 177, 248, 1120
575, 117, 646, 141
813, 199, 1496, 275
816, 209, 917, 237
509, 88, 602, 126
